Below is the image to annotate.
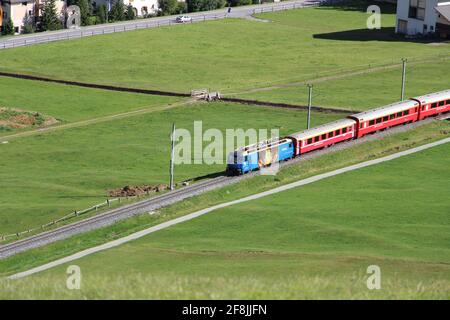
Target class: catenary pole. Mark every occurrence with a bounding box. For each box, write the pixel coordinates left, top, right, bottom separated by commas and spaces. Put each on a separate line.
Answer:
401, 58, 407, 101
307, 84, 313, 129
170, 123, 175, 191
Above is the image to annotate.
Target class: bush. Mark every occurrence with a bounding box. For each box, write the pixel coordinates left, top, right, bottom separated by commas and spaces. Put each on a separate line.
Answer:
228, 0, 252, 6
1, 18, 15, 36
186, 0, 226, 12
158, 0, 178, 16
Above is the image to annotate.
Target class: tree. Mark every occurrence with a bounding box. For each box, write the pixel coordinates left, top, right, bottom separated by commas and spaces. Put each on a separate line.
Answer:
22, 12, 35, 34
158, 0, 178, 16
41, 0, 62, 31
1, 18, 14, 36
186, 0, 225, 12
126, 5, 136, 20
110, 0, 125, 22
228, 0, 252, 7
96, 4, 107, 24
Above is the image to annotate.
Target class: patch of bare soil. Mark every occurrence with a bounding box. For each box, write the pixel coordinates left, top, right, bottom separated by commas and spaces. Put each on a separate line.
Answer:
108, 183, 169, 197
0, 107, 58, 131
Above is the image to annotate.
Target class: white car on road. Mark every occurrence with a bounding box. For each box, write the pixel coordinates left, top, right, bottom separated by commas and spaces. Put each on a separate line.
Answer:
176, 16, 193, 23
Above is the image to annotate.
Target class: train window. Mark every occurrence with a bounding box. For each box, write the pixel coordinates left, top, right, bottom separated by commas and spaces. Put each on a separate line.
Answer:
439, 101, 445, 107
244, 156, 248, 162
307, 138, 313, 144
314, 136, 320, 142
376, 118, 382, 124
383, 116, 388, 121
431, 103, 437, 109
342, 127, 347, 133
369, 120, 375, 126
359, 123, 363, 129
397, 112, 402, 117
414, 107, 418, 112
390, 114, 395, 120
335, 129, 340, 135
321, 134, 326, 140
422, 105, 426, 111
328, 131, 334, 138
446, 100, 450, 105
404, 110, 409, 115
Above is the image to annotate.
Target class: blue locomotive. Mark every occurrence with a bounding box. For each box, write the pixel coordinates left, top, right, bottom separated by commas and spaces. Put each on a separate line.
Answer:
226, 138, 294, 175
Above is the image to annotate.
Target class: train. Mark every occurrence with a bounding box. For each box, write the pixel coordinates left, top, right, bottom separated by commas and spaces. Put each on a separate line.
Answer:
226, 89, 450, 175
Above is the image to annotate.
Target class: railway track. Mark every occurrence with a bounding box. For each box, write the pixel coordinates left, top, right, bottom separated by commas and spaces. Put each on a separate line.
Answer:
0, 116, 444, 259
0, 175, 240, 259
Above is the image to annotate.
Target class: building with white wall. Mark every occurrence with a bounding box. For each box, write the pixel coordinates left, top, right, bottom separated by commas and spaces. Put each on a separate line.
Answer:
395, 0, 449, 35
93, 0, 160, 17
0, 0, 66, 34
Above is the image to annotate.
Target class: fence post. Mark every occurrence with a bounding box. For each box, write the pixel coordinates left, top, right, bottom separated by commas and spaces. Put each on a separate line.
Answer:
107, 199, 110, 207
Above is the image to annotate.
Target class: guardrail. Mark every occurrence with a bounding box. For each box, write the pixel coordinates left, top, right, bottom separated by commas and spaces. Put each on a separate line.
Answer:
0, 1, 319, 50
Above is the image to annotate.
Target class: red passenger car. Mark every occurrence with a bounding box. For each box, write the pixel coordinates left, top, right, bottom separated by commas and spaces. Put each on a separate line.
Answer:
288, 119, 356, 156
412, 90, 450, 120
348, 100, 419, 138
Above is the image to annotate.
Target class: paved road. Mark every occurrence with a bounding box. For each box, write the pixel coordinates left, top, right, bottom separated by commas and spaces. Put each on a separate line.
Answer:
8, 136, 450, 280
0, 0, 323, 50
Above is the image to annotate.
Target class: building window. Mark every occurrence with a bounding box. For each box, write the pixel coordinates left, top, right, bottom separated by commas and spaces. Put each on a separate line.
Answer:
14, 27, 19, 33
409, 0, 425, 21
22, 2, 28, 5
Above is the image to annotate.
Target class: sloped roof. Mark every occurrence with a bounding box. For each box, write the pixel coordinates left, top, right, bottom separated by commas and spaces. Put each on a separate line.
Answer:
436, 3, 450, 22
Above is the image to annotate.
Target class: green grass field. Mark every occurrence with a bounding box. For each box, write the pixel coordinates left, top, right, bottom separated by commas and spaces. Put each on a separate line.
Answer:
0, 97, 340, 235
0, 77, 182, 128
233, 60, 450, 110
0, 4, 447, 94
0, 1, 449, 300
2, 141, 448, 299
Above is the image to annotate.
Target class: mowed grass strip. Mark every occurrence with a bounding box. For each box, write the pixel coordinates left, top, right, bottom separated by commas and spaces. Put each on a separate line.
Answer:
233, 60, 450, 110
4, 142, 449, 299
0, 102, 340, 235
0, 4, 447, 92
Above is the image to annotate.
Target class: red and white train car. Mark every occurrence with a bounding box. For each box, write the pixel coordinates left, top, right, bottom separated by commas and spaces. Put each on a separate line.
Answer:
412, 90, 450, 120
288, 118, 356, 155
348, 100, 420, 138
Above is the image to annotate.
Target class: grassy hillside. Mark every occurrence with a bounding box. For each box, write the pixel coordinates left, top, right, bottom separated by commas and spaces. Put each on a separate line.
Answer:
0, 77, 182, 134
233, 60, 450, 110
2, 141, 448, 299
0, 101, 340, 235
0, 4, 447, 93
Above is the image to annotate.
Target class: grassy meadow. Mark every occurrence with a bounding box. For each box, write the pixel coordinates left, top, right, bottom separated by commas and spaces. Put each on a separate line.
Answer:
0, 99, 341, 235
233, 60, 450, 110
0, 3, 448, 94
1, 139, 448, 299
0, 77, 182, 132
1, 120, 448, 280
0, 1, 449, 300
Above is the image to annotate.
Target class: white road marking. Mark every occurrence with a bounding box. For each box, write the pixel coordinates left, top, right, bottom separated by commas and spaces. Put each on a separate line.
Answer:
8, 137, 450, 280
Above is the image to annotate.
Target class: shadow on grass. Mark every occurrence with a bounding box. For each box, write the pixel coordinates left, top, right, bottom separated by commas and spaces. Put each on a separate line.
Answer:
320, 0, 397, 14
314, 27, 448, 43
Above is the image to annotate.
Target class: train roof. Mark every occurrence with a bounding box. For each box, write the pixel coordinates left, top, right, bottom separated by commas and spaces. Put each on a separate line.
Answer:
412, 89, 450, 104
349, 100, 418, 122
235, 137, 292, 155
287, 118, 356, 141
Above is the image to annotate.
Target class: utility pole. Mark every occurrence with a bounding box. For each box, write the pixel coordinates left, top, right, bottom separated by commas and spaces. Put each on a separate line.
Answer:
401, 58, 407, 101
169, 123, 175, 191
307, 84, 313, 129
